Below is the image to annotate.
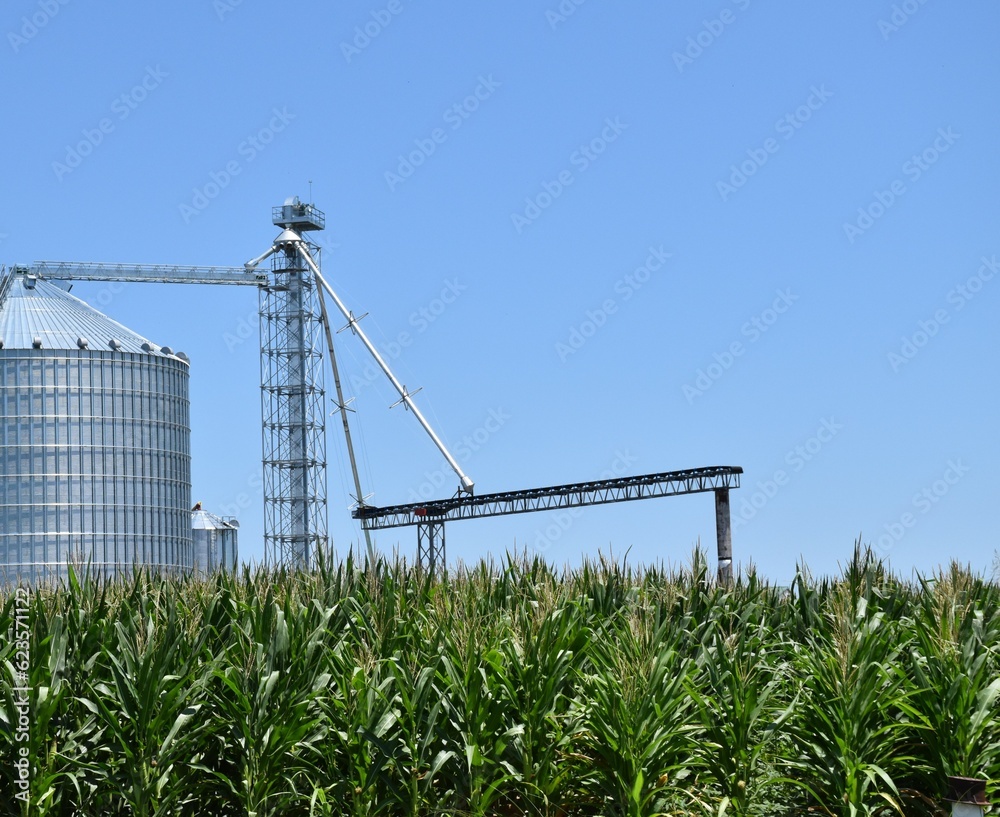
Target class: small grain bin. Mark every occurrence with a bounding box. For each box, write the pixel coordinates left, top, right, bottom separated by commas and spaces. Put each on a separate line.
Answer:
191, 506, 239, 576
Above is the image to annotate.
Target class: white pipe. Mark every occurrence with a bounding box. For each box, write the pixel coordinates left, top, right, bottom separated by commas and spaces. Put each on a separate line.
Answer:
284, 233, 475, 495
316, 284, 377, 564
244, 245, 277, 270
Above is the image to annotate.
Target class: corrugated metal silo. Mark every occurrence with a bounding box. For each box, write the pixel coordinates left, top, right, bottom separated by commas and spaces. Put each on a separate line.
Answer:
191, 507, 238, 576
0, 270, 192, 584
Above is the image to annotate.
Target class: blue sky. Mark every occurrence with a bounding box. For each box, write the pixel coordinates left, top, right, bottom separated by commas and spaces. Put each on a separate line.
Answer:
2, 1, 998, 582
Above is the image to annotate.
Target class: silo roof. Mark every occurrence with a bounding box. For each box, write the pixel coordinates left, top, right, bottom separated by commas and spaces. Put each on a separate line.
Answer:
192, 508, 239, 530
0, 273, 178, 355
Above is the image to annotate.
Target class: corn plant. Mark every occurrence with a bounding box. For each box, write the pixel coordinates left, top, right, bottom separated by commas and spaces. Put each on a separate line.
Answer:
2, 549, 999, 816
576, 606, 699, 817
905, 565, 1000, 797
685, 578, 797, 817
786, 575, 925, 816
204, 586, 334, 816
495, 600, 591, 815
434, 629, 524, 815
79, 575, 215, 816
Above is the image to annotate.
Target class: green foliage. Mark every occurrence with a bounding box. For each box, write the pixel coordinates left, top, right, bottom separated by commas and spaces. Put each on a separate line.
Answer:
1, 548, 998, 816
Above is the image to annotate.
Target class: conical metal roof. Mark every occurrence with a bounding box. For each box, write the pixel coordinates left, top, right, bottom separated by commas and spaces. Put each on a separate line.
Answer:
0, 272, 180, 356
192, 508, 239, 530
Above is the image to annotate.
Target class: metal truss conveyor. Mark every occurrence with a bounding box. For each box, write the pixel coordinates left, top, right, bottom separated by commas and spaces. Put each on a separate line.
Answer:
354, 465, 743, 581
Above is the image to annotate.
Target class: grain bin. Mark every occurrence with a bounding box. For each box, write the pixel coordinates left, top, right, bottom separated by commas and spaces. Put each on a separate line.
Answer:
191, 506, 238, 576
0, 269, 192, 584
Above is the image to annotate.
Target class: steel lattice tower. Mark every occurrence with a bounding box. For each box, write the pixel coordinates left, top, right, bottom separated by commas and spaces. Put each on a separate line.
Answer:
259, 202, 328, 568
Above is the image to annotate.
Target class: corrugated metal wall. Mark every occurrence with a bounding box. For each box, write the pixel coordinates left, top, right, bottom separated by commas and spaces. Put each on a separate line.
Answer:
192, 509, 238, 576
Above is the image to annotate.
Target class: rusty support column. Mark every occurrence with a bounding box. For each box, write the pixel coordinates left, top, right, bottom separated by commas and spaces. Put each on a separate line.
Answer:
715, 488, 733, 585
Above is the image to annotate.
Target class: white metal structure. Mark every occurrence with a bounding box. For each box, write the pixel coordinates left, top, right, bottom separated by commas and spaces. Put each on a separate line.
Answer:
17, 197, 472, 569
247, 226, 474, 493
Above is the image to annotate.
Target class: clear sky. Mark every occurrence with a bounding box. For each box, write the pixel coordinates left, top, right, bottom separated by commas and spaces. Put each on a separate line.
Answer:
2, 1, 998, 583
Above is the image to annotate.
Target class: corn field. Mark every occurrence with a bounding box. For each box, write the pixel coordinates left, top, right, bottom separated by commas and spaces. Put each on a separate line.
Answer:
1, 546, 998, 816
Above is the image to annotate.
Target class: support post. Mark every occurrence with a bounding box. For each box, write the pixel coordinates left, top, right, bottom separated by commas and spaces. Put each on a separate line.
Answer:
416, 521, 446, 573
715, 488, 733, 585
